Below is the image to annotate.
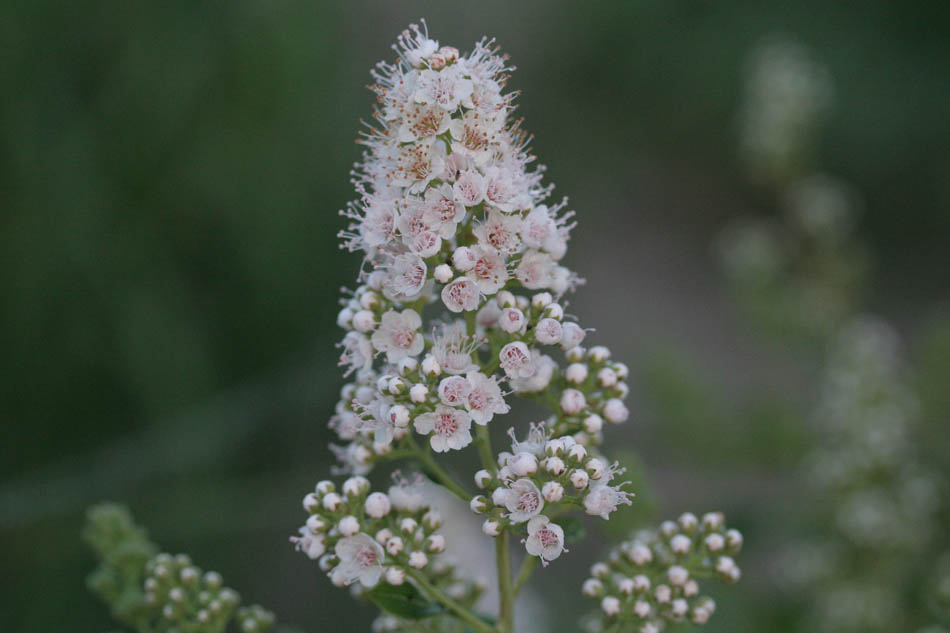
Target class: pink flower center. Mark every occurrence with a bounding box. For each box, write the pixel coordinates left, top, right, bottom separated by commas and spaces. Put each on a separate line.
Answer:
392, 328, 414, 349
518, 491, 540, 513
538, 527, 559, 548
435, 413, 459, 436
356, 547, 378, 568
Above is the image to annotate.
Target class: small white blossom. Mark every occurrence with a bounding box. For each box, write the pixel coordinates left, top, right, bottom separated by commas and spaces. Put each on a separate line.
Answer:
525, 515, 566, 566
331, 533, 384, 588
413, 405, 473, 452
504, 478, 544, 523
371, 309, 424, 362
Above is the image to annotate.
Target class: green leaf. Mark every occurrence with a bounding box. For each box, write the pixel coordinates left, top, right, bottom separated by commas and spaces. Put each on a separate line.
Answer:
366, 582, 446, 620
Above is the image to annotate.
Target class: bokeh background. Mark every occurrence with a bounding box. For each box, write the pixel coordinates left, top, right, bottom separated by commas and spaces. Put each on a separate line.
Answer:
3, 1, 948, 632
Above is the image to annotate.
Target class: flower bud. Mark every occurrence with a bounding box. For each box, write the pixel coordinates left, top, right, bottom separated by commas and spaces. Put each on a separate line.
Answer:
303, 493, 320, 512
397, 357, 418, 374
409, 384, 428, 403
496, 290, 516, 308
560, 322, 586, 349
365, 492, 392, 518
426, 534, 445, 553
531, 292, 553, 309
544, 456, 566, 475
470, 495, 488, 514
603, 398, 629, 423
582, 578, 603, 597
399, 518, 418, 534
705, 533, 725, 552
508, 452, 538, 476
452, 247, 476, 271
474, 469, 492, 489
588, 346, 610, 362
535, 318, 563, 345
568, 444, 588, 462
542, 481, 564, 503
386, 537, 404, 556
343, 476, 370, 497
482, 519, 501, 537
491, 487, 508, 506
338, 516, 360, 536
597, 368, 618, 387
385, 567, 406, 586
585, 457, 606, 479
434, 264, 453, 283
570, 469, 590, 489
560, 389, 587, 414
583, 413, 603, 434
422, 355, 441, 376
359, 291, 379, 310
409, 551, 429, 569
566, 363, 588, 383
353, 310, 376, 333
668, 565, 689, 585
499, 308, 525, 333
337, 308, 353, 329
601, 596, 620, 616
316, 480, 335, 495
322, 492, 343, 512
376, 528, 393, 544
544, 303, 564, 320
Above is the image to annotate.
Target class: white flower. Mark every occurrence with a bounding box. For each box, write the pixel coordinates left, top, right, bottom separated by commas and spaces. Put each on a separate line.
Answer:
371, 309, 424, 362
464, 371, 509, 425
498, 307, 525, 333
515, 250, 555, 289
331, 533, 384, 587
474, 208, 523, 253
437, 375, 472, 407
534, 318, 563, 345
414, 66, 473, 111
431, 323, 479, 374
466, 245, 508, 294
413, 405, 473, 452
291, 526, 326, 560
384, 253, 428, 299
441, 277, 480, 312
337, 332, 373, 376
453, 170, 486, 207
504, 478, 544, 523
398, 103, 451, 143
365, 492, 392, 518
508, 452, 538, 476
510, 353, 556, 393
583, 464, 634, 519
421, 183, 465, 237
524, 515, 565, 565
499, 341, 534, 378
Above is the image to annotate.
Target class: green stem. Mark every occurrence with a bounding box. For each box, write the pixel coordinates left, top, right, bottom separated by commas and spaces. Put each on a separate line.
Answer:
408, 438, 471, 502
406, 569, 494, 633
496, 531, 514, 633
475, 425, 496, 474
512, 554, 537, 597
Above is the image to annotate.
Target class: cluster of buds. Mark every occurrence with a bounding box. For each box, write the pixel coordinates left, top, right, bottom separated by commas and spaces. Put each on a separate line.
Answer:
291, 475, 468, 589
470, 425, 633, 564
582, 512, 742, 632
83, 504, 276, 633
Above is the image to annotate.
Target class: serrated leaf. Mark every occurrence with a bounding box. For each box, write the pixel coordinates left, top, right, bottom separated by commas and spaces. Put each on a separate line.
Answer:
366, 582, 446, 620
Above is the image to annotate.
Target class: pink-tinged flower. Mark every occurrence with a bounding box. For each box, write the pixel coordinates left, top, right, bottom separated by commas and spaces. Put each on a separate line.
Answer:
437, 375, 472, 407
290, 526, 326, 560
413, 66, 473, 111
413, 405, 473, 452
467, 245, 508, 294
358, 197, 398, 248
483, 165, 523, 213
464, 371, 509, 425
441, 277, 480, 312
385, 253, 428, 299
524, 515, 566, 566
515, 250, 555, 289
503, 478, 544, 523
397, 103, 451, 143
473, 208, 523, 253
331, 534, 385, 587
448, 110, 500, 165
499, 341, 534, 379
453, 170, 486, 207
392, 140, 446, 193
337, 332, 373, 376
421, 183, 465, 237
583, 463, 634, 519
371, 309, 423, 362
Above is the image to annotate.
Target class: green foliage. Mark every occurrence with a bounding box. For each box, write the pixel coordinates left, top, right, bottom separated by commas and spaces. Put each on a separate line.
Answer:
366, 583, 446, 621
83, 503, 276, 633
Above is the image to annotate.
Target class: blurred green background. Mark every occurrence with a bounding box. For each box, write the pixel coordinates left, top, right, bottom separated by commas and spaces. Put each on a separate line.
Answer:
2, 1, 948, 632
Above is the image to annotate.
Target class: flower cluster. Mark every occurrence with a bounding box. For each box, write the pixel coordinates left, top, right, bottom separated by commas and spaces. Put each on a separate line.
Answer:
739, 36, 832, 185
291, 475, 477, 592
581, 512, 743, 633
83, 504, 276, 633
469, 425, 633, 564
